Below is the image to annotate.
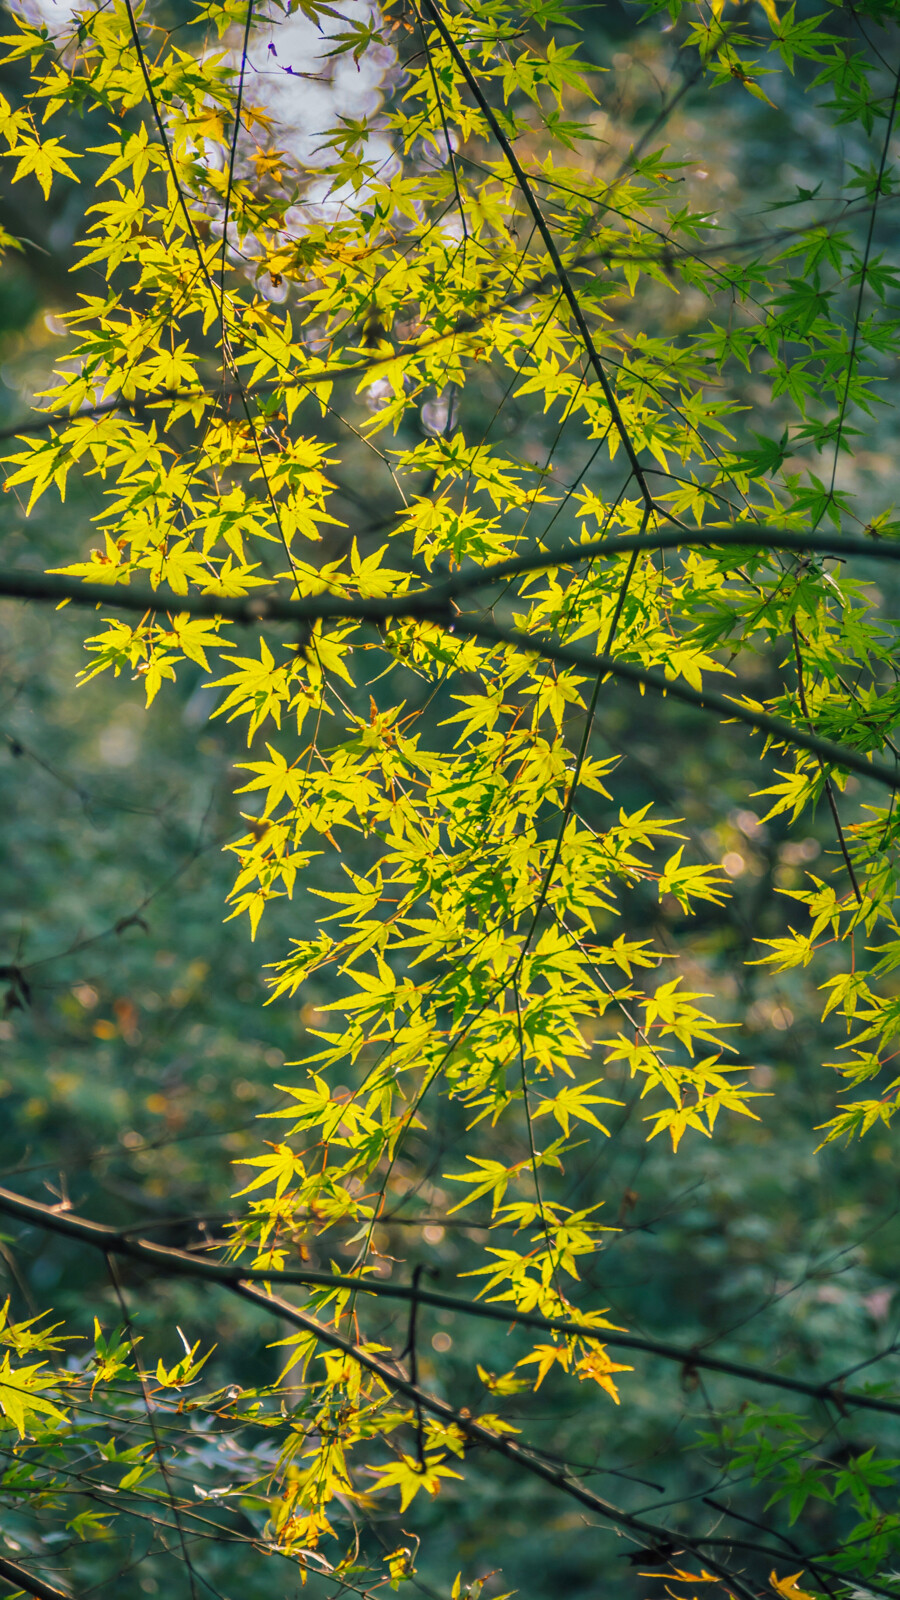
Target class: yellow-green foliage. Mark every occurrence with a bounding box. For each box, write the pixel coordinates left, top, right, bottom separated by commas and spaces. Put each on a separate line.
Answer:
1, 0, 900, 1587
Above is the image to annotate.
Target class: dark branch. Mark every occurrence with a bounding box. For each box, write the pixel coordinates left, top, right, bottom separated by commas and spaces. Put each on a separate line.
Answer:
2, 524, 899, 790
0, 1185, 897, 1419
0, 1553, 71, 1600
5, 527, 900, 624
227, 1281, 760, 1600
448, 525, 900, 593
465, 613, 900, 790
1, 1195, 755, 1591
421, 0, 655, 510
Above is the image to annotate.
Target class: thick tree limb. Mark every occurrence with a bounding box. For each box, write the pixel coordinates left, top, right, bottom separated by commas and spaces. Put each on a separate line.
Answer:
1, 526, 899, 790
4, 526, 900, 622
0, 1553, 71, 1600
3, 527, 900, 623
465, 613, 900, 789
447, 525, 900, 592
0, 1185, 897, 1419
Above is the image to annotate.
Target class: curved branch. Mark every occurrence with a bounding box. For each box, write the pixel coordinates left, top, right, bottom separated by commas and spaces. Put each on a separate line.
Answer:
0, 1185, 897, 1419
466, 613, 900, 790
1, 532, 898, 790
446, 525, 900, 593
4, 526, 900, 625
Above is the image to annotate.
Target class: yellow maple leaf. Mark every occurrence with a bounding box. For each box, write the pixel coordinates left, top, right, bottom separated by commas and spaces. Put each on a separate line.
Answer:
367, 1453, 463, 1512
770, 1571, 816, 1600
11, 136, 80, 198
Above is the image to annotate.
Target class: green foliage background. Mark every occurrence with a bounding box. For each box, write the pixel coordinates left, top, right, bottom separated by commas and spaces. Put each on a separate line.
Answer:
0, 0, 900, 1596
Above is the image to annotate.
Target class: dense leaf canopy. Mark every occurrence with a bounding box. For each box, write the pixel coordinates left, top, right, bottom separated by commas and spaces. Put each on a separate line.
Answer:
0, 0, 900, 1596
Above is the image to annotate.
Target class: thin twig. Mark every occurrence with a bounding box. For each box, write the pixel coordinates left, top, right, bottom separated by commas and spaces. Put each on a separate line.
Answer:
791, 617, 862, 904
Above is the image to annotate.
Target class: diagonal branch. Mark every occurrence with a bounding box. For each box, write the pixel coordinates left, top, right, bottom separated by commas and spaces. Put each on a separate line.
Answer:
0, 1192, 870, 1600
464, 613, 900, 789
0, 1553, 71, 1600
790, 617, 863, 903
1, 535, 898, 790
0, 1190, 758, 1596
0, 1185, 898, 1419
227, 1279, 762, 1600
419, 0, 655, 511
824, 60, 900, 510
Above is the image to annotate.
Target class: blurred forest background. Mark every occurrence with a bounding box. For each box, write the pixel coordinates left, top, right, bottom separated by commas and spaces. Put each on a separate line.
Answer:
1, 0, 900, 1595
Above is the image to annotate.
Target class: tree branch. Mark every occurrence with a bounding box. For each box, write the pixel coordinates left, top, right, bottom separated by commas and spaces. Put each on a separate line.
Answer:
2, 527, 898, 790
0, 1185, 897, 1419
465, 613, 900, 790
5, 527, 900, 626
447, 525, 900, 593
0, 1553, 71, 1600
420, 0, 655, 510
226, 1281, 761, 1600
